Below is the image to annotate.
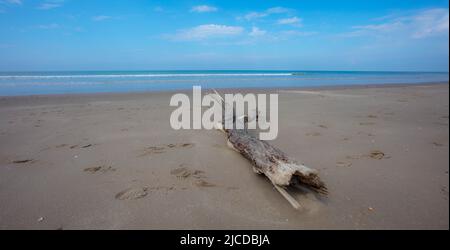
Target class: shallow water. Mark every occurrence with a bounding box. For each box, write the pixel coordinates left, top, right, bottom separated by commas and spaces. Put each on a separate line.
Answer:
0, 70, 448, 96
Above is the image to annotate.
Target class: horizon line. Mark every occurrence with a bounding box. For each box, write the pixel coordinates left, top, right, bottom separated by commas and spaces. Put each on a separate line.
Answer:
0, 69, 448, 74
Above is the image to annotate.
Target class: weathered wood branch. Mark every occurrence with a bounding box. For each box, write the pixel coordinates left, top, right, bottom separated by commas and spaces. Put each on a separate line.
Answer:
226, 129, 327, 195
210, 90, 327, 209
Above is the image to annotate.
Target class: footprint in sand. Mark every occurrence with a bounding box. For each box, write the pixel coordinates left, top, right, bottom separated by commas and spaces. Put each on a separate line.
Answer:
170, 166, 205, 179
115, 187, 148, 200
359, 122, 376, 126
70, 144, 94, 149
368, 150, 386, 160
170, 165, 215, 187
367, 115, 378, 118
432, 142, 444, 147
346, 150, 388, 160
150, 186, 176, 193
193, 179, 216, 187
140, 146, 166, 156
336, 161, 352, 168
11, 159, 35, 164
139, 143, 194, 157
440, 185, 449, 197
306, 132, 321, 136
318, 124, 328, 129
84, 165, 116, 174
167, 143, 194, 149
357, 131, 375, 136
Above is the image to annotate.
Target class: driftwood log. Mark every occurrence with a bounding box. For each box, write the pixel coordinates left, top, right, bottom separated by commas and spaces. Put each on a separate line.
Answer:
211, 90, 327, 210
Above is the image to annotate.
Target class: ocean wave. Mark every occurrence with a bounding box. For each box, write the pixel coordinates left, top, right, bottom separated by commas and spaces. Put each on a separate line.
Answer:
0, 73, 294, 79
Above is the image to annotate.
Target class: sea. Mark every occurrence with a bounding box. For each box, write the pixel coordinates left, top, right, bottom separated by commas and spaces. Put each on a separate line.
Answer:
0, 70, 448, 96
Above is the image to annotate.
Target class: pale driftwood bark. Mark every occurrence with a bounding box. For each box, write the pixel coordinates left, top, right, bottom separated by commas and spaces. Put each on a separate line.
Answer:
226, 129, 327, 195
210, 90, 327, 209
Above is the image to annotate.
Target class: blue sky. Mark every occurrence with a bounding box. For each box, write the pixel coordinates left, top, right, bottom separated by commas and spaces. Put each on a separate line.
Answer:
0, 0, 448, 71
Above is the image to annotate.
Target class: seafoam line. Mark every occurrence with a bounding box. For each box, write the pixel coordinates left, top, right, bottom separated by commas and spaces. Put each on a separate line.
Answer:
0, 73, 294, 79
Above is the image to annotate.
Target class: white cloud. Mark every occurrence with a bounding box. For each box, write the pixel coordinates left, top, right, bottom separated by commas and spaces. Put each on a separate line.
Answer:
243, 6, 292, 20
266, 7, 291, 14
171, 24, 244, 41
92, 15, 112, 21
0, 0, 23, 13
38, 3, 60, 10
277, 16, 302, 25
244, 11, 267, 20
280, 30, 318, 36
37, 0, 65, 10
191, 5, 218, 13
411, 8, 449, 38
352, 21, 404, 32
349, 8, 449, 39
249, 27, 266, 37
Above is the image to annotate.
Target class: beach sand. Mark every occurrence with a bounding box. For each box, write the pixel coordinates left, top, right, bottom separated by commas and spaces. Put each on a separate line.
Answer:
0, 83, 448, 229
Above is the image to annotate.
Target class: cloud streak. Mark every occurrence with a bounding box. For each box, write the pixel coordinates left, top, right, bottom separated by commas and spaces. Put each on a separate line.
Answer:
412, 8, 449, 38
169, 24, 244, 41
191, 5, 218, 13
37, 0, 65, 10
243, 6, 292, 20
348, 8, 449, 39
277, 16, 302, 25
249, 27, 267, 37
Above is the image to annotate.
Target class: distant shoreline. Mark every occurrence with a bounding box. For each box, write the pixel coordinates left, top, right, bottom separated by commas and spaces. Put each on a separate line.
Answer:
1, 70, 449, 74
0, 81, 448, 101
0, 70, 447, 97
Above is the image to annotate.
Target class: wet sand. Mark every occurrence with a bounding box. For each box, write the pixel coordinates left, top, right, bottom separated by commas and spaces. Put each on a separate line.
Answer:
0, 83, 448, 229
